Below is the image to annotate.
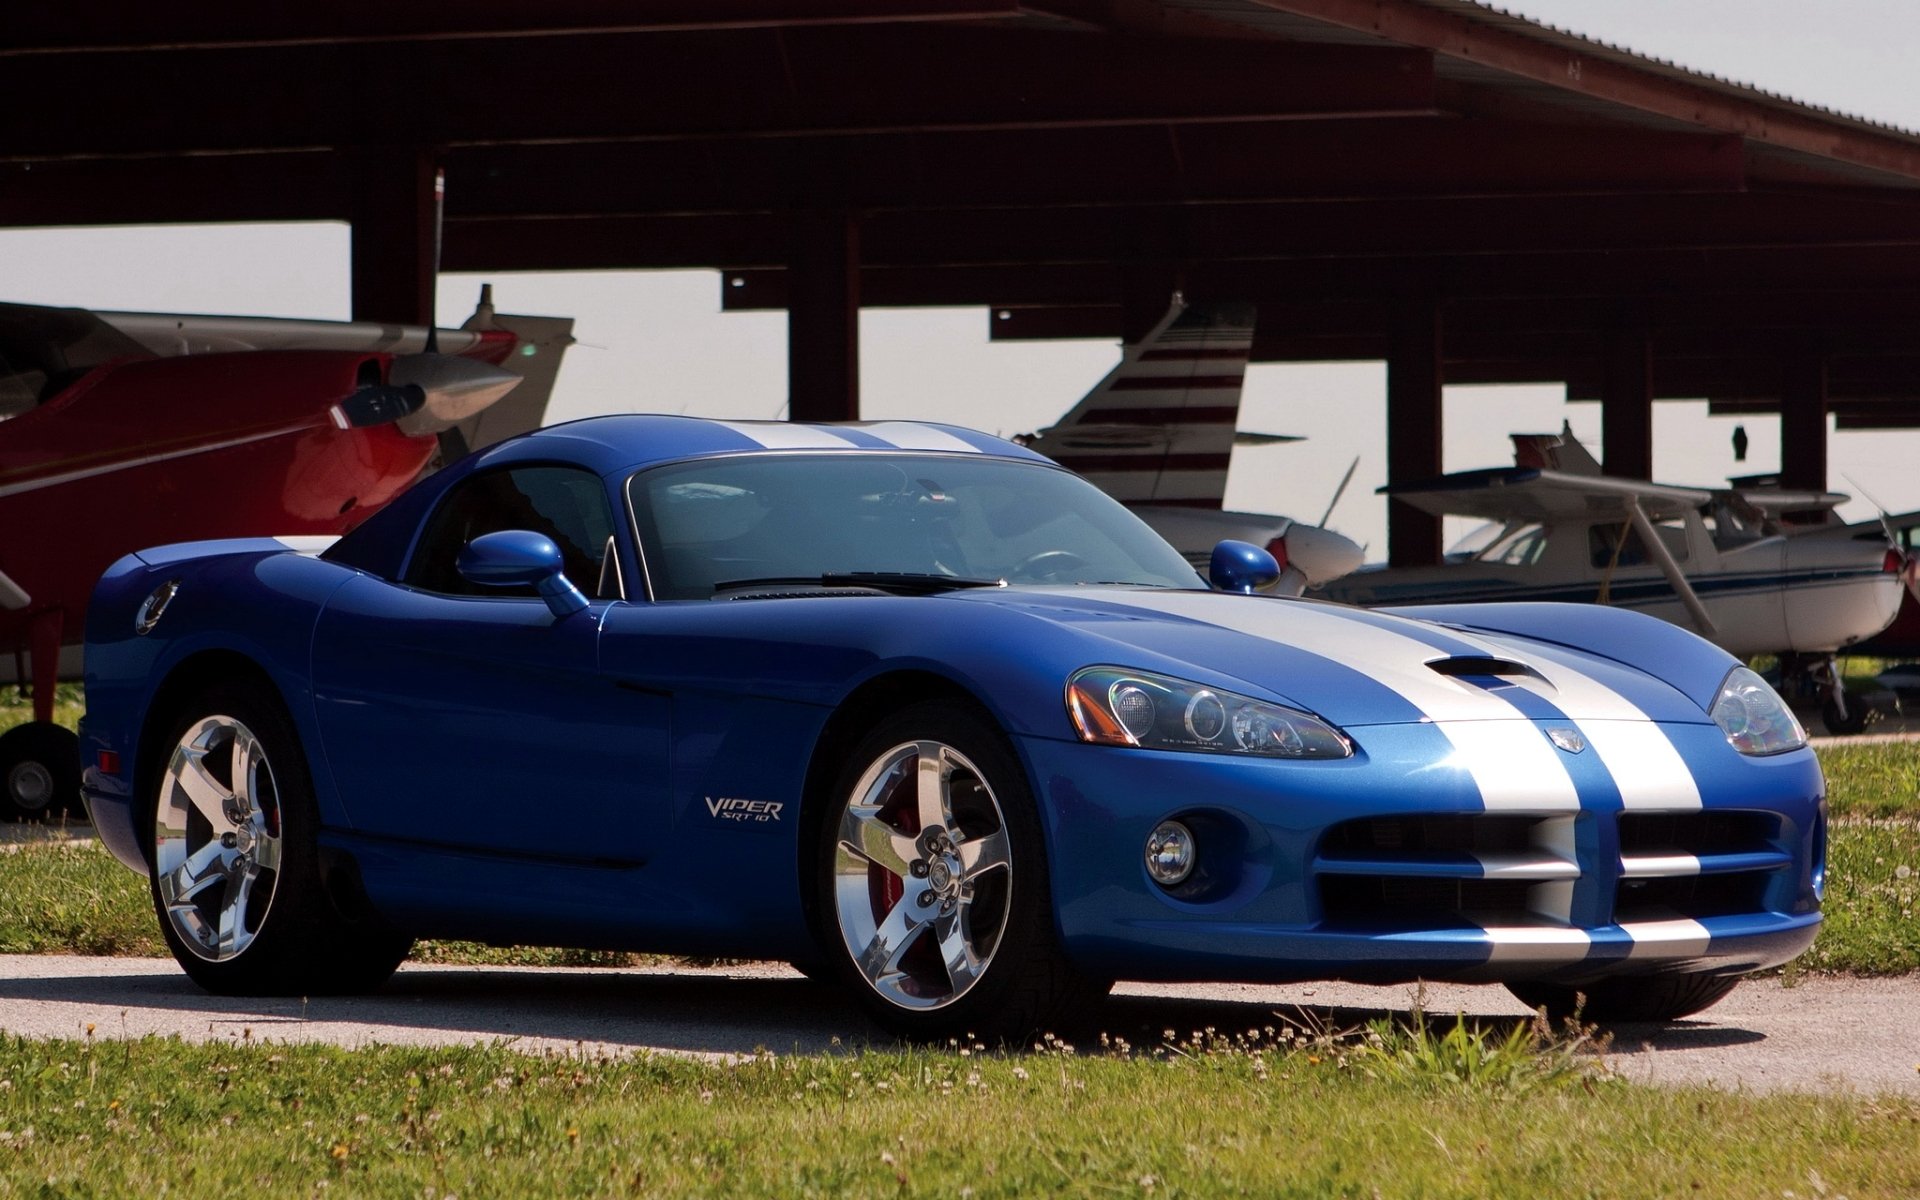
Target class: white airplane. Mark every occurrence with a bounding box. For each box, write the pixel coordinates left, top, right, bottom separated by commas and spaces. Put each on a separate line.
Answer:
1313, 424, 1908, 734
1017, 298, 1364, 594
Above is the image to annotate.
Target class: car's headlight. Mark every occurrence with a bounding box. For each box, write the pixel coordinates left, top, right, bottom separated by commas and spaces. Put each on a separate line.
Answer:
1066, 666, 1352, 759
1711, 666, 1806, 756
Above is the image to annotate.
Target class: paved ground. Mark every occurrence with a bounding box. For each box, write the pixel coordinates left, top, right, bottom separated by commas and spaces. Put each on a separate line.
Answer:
0, 955, 1913, 1096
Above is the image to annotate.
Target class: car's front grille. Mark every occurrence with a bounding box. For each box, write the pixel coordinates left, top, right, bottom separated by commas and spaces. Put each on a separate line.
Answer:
1313, 810, 1792, 933
1618, 811, 1778, 858
1614, 810, 1789, 923
1319, 875, 1536, 927
1319, 814, 1543, 857
1315, 814, 1579, 931
1614, 872, 1774, 923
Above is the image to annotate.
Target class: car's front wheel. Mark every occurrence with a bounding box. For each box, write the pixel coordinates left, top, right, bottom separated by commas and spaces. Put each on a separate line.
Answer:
1507, 971, 1743, 1024
148, 680, 412, 995
820, 700, 1104, 1041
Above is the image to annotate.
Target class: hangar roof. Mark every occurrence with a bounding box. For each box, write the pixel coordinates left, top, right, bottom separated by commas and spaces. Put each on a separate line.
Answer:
7, 0, 1920, 426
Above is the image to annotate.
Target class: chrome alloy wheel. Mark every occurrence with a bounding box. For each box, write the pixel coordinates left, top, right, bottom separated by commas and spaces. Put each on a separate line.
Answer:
832, 740, 1013, 1010
154, 714, 284, 962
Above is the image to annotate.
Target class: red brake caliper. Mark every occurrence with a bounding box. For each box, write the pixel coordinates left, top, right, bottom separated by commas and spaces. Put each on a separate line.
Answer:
868, 757, 917, 921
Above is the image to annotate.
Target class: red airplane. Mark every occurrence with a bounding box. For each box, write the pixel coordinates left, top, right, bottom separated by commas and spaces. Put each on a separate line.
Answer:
0, 293, 569, 818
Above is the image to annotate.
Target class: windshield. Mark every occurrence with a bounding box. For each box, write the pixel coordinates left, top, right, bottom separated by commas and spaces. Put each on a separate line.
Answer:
628, 453, 1206, 600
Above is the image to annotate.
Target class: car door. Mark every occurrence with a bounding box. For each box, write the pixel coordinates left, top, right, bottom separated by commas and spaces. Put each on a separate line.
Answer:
310, 463, 666, 864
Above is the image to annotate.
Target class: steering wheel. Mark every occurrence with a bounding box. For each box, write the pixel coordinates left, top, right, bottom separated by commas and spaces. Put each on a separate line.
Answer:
1009, 549, 1088, 583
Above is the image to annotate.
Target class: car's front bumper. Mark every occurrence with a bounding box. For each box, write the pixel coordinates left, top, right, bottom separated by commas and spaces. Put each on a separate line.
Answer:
1019, 719, 1824, 986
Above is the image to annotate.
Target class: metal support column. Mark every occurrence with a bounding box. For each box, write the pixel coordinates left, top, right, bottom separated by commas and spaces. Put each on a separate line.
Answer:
1387, 297, 1444, 567
1780, 340, 1829, 494
787, 209, 860, 423
349, 147, 438, 325
1601, 321, 1654, 480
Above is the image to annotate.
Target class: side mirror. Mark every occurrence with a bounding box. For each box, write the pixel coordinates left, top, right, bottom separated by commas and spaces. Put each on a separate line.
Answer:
456, 530, 590, 618
1209, 539, 1282, 594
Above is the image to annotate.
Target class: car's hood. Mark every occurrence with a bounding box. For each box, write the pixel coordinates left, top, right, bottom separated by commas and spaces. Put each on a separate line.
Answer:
951, 586, 1709, 727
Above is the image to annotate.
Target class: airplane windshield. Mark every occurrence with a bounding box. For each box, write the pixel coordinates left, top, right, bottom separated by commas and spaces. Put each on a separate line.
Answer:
1450, 520, 1549, 567
627, 453, 1206, 600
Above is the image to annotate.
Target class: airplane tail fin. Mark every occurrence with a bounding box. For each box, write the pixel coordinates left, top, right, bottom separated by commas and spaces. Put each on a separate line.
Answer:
1019, 297, 1258, 505
1511, 420, 1603, 475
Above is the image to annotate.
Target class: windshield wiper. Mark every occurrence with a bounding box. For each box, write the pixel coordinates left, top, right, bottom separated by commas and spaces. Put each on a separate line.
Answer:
713, 572, 1006, 597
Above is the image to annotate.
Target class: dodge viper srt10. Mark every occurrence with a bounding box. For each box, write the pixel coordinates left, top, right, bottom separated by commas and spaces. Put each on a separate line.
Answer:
79, 416, 1823, 1038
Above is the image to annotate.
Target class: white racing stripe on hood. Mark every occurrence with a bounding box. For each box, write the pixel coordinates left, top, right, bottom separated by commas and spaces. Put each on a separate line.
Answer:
1414, 628, 1704, 813
858, 422, 982, 453
715, 421, 859, 450
1093, 591, 1578, 812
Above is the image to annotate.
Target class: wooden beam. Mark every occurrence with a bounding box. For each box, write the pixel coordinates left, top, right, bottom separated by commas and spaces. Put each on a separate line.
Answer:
786, 210, 861, 423
1779, 339, 1830, 493
1601, 320, 1653, 480
350, 148, 438, 325
1387, 295, 1444, 568
0, 31, 1434, 160
3, 2, 1027, 52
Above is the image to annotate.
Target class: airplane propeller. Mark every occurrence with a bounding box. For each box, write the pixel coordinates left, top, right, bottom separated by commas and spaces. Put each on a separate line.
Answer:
1842, 472, 1920, 603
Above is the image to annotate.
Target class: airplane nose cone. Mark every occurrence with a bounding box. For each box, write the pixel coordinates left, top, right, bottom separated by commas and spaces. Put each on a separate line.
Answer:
388, 353, 522, 435
1283, 524, 1366, 586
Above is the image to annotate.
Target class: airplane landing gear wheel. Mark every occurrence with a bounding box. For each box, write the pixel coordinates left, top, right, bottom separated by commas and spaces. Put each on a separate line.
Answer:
1821, 691, 1869, 736
0, 721, 80, 821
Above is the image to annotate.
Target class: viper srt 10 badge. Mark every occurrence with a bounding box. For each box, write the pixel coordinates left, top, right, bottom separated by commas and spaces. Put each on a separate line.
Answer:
706, 796, 784, 823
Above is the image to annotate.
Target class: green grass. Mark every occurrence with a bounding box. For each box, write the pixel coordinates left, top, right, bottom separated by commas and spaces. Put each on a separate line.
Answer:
0, 683, 82, 736
1810, 744, 1920, 974
0, 1033, 1915, 1198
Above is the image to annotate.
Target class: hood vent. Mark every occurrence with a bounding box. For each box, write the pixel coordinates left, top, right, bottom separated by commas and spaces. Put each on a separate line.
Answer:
1427, 656, 1545, 684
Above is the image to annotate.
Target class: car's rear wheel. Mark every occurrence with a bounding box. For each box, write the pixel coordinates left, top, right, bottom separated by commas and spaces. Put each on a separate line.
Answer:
1507, 971, 1743, 1024
149, 681, 411, 995
820, 700, 1104, 1041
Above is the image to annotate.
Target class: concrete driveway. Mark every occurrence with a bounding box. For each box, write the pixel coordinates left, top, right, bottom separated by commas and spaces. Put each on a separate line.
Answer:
0, 955, 1913, 1095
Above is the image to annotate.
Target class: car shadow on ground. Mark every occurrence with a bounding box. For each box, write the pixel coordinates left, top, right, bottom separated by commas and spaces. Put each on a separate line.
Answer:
0, 963, 1765, 1058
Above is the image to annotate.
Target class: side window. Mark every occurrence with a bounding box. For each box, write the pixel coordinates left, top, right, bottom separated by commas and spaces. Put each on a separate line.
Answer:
1589, 518, 1690, 570
406, 465, 619, 598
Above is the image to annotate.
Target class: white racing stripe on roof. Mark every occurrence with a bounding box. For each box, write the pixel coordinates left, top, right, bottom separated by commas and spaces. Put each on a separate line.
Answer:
1092, 591, 1579, 812
1620, 917, 1712, 959
715, 421, 859, 450
857, 422, 982, 453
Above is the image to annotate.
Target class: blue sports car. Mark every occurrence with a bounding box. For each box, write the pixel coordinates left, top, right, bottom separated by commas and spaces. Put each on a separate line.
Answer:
78, 416, 1823, 1038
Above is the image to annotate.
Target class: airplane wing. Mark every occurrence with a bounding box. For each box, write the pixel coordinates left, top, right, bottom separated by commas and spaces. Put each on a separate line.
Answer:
1019, 297, 1260, 505
97, 289, 574, 452
1380, 467, 1713, 524
98, 311, 505, 358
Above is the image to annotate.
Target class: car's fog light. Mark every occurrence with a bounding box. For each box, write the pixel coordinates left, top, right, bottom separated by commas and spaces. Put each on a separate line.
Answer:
1145, 820, 1196, 887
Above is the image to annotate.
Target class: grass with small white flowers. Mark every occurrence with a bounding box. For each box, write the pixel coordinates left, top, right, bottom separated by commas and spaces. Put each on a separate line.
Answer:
0, 1027, 1916, 1198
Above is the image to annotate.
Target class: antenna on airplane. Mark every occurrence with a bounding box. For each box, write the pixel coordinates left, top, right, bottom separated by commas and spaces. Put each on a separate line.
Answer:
1319, 456, 1360, 528
425, 166, 445, 356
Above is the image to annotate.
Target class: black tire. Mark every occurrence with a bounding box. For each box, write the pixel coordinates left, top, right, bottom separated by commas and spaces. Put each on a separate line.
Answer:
1507, 972, 1743, 1024
817, 699, 1105, 1042
1820, 692, 1869, 736
146, 679, 412, 995
0, 721, 81, 822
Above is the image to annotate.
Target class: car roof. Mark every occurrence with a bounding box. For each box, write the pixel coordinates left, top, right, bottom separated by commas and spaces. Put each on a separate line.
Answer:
325, 414, 1057, 580
469, 414, 1051, 478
